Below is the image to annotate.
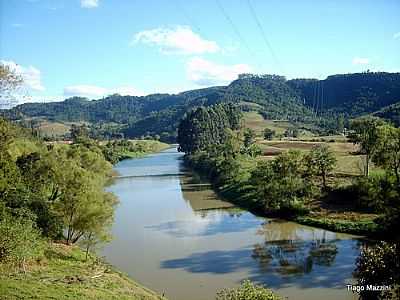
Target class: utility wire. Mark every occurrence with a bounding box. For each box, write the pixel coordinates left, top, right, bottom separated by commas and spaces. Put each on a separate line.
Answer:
214, 0, 255, 58
245, 0, 284, 75
174, 0, 203, 35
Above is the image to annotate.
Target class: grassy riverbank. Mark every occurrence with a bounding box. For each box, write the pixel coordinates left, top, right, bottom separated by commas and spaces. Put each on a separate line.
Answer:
186, 154, 383, 236
0, 243, 165, 300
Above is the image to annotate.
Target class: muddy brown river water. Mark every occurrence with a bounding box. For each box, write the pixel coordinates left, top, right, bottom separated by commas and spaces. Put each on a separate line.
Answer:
102, 148, 360, 300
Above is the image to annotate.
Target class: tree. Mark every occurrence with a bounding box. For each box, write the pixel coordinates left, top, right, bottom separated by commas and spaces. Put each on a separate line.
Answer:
374, 124, 400, 187
177, 103, 242, 155
50, 147, 116, 244
0, 62, 23, 108
306, 144, 337, 189
349, 117, 385, 176
284, 127, 299, 138
70, 124, 89, 143
337, 114, 345, 134
243, 128, 256, 148
263, 128, 275, 140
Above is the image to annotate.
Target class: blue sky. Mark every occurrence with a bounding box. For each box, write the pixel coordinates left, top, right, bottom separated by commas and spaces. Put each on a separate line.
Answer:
1, 0, 399, 103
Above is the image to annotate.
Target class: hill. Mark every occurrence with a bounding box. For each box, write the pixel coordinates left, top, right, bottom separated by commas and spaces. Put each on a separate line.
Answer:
2, 72, 400, 141
288, 72, 400, 116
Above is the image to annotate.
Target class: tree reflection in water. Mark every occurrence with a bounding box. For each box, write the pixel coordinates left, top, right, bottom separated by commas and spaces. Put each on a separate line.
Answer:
251, 221, 339, 276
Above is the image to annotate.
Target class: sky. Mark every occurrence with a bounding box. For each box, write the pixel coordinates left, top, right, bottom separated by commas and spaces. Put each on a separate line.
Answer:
1, 0, 400, 104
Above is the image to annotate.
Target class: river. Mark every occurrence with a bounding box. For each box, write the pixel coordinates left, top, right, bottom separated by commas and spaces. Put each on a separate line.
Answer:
102, 148, 361, 300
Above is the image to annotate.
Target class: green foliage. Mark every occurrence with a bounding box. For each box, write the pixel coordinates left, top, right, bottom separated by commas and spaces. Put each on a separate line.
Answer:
349, 116, 386, 176
349, 174, 398, 213
289, 72, 400, 117
249, 151, 312, 215
306, 144, 337, 188
373, 124, 400, 186
0, 62, 23, 108
101, 139, 168, 164
355, 242, 400, 300
284, 127, 299, 138
216, 280, 281, 300
0, 210, 44, 269
295, 216, 378, 235
177, 103, 241, 154
263, 128, 275, 140
0, 118, 117, 248
3, 72, 400, 139
243, 128, 256, 148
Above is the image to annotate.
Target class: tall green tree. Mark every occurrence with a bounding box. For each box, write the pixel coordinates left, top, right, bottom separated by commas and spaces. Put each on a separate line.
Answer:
349, 117, 385, 176
177, 103, 241, 155
374, 124, 400, 187
306, 144, 337, 189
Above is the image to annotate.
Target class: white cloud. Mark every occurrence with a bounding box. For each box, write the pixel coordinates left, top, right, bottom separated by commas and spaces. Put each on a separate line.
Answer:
393, 32, 400, 39
1, 60, 45, 91
133, 26, 220, 55
186, 57, 252, 86
63, 85, 144, 98
352, 57, 370, 65
80, 0, 98, 8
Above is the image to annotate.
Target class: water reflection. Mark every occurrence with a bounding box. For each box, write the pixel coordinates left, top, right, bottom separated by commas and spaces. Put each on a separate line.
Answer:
104, 148, 361, 300
179, 172, 235, 212
146, 212, 262, 237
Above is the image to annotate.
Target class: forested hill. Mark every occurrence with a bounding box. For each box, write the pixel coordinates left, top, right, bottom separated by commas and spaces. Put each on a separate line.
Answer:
289, 72, 400, 116
2, 72, 400, 140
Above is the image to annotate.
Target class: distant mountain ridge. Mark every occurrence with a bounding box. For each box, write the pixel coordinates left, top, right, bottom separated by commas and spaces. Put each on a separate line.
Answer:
2, 72, 400, 140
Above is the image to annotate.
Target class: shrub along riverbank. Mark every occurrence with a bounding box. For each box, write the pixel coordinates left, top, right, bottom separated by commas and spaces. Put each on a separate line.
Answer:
178, 104, 400, 238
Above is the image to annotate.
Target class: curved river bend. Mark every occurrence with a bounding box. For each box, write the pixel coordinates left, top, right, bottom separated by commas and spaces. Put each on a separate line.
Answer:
102, 148, 360, 300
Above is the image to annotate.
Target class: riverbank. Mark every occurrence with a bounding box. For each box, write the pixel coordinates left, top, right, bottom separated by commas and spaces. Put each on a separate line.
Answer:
0, 243, 166, 300
184, 155, 381, 237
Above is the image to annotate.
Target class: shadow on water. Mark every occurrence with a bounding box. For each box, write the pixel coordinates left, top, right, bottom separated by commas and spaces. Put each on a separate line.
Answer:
161, 238, 362, 289
160, 219, 364, 290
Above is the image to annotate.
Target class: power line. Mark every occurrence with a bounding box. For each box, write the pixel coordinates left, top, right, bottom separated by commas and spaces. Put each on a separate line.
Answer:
173, 0, 203, 35
245, 0, 284, 75
214, 0, 255, 58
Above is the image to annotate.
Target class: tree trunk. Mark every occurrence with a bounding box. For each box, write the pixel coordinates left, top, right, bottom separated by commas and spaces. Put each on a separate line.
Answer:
365, 154, 370, 177
322, 171, 326, 189
85, 232, 93, 261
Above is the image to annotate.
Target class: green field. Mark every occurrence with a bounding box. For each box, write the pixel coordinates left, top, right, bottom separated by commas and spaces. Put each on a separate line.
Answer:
241, 112, 375, 177
243, 111, 315, 137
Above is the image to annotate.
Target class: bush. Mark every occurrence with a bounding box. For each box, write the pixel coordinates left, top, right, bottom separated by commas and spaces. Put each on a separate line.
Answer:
354, 242, 400, 299
216, 280, 282, 300
350, 174, 398, 213
0, 211, 44, 270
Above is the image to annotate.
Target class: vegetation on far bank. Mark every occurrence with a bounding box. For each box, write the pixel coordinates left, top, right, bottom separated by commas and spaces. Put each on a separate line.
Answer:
177, 103, 400, 238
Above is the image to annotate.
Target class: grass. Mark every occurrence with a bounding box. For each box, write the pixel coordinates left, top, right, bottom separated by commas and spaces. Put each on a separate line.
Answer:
295, 216, 379, 235
38, 121, 71, 137
243, 111, 315, 137
0, 243, 166, 300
